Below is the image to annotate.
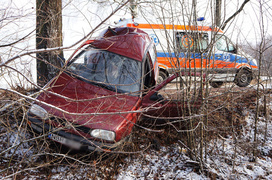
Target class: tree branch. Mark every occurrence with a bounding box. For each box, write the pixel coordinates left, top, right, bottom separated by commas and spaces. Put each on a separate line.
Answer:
221, 0, 250, 30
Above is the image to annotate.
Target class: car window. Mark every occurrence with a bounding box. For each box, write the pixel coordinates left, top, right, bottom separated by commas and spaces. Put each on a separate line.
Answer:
176, 32, 208, 52
67, 48, 142, 94
215, 34, 235, 52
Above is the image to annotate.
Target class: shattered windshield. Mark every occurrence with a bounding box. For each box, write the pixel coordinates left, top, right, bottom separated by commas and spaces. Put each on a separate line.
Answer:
67, 47, 142, 94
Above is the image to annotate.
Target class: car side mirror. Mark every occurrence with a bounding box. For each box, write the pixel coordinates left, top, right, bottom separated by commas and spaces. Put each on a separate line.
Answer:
231, 44, 238, 54
234, 44, 239, 54
143, 72, 178, 102
149, 92, 164, 101
229, 44, 238, 54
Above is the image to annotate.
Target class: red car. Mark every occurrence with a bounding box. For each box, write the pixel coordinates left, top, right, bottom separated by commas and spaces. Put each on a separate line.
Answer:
27, 27, 202, 151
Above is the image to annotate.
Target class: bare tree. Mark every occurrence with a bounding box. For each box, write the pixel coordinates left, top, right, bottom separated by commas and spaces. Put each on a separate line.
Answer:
1, 0, 272, 179
36, 0, 63, 86
215, 0, 222, 27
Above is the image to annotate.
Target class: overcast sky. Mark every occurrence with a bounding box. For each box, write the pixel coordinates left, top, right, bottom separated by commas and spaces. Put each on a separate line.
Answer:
1, 0, 272, 88
60, 0, 272, 50
2, 0, 272, 53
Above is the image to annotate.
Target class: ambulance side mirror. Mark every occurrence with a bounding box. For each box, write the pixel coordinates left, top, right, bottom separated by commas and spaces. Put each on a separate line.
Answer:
232, 44, 238, 54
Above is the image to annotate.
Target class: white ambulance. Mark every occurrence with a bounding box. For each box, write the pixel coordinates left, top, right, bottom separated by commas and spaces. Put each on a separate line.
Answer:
115, 18, 258, 88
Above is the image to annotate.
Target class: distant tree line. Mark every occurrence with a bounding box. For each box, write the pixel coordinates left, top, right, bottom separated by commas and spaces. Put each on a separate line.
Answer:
241, 37, 272, 76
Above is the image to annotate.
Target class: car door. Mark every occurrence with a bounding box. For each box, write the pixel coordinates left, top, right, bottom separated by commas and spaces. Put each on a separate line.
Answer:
141, 73, 203, 120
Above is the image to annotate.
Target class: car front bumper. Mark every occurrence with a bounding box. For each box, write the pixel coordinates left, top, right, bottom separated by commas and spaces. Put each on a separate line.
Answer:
27, 113, 124, 152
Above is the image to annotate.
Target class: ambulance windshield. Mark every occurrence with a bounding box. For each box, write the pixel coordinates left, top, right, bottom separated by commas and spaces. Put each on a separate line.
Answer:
215, 34, 235, 52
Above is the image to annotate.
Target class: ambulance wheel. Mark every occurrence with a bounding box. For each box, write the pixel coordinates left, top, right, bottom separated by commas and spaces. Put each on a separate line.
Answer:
209, 81, 224, 88
157, 70, 168, 84
234, 69, 252, 87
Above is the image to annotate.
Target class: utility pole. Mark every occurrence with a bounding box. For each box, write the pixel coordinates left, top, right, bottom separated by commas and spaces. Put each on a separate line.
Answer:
36, 0, 63, 86
215, 0, 222, 27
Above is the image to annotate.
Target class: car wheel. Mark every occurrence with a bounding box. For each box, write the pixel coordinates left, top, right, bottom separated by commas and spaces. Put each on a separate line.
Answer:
209, 81, 224, 88
234, 69, 252, 87
157, 70, 168, 84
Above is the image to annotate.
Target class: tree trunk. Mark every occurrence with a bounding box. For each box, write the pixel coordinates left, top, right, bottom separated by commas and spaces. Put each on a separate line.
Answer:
130, 0, 138, 18
36, 0, 63, 86
215, 0, 222, 27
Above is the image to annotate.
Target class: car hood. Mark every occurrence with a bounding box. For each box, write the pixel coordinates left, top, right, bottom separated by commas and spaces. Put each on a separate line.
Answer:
37, 72, 141, 137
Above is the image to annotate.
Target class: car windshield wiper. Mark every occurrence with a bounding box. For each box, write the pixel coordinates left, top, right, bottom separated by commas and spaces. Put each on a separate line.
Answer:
91, 81, 115, 91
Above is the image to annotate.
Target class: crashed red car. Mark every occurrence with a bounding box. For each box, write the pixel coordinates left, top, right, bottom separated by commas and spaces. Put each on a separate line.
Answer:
27, 27, 202, 151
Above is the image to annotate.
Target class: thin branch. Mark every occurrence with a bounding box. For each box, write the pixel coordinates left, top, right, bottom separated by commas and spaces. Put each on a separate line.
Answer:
0, 29, 35, 48
221, 0, 250, 30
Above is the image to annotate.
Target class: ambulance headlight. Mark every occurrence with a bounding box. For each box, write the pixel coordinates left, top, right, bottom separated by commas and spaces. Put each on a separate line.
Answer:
29, 104, 48, 120
252, 59, 258, 66
90, 129, 115, 141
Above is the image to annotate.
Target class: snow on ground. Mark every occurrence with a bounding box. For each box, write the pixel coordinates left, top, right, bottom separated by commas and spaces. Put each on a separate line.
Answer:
203, 111, 272, 179
116, 146, 205, 179
0, 92, 272, 179
114, 108, 272, 179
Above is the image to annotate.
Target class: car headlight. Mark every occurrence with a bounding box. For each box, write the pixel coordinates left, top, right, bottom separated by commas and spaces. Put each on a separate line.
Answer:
90, 129, 115, 141
29, 104, 48, 120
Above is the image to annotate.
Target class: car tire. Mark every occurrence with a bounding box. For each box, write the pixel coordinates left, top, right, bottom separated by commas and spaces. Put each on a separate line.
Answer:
234, 69, 252, 87
157, 70, 168, 84
209, 81, 224, 88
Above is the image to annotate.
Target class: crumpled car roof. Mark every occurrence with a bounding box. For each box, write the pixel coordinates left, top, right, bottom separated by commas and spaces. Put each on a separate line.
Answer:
90, 27, 152, 62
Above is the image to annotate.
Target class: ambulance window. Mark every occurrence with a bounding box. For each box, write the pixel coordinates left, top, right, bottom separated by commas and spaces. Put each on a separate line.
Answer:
215, 35, 235, 52
176, 32, 208, 52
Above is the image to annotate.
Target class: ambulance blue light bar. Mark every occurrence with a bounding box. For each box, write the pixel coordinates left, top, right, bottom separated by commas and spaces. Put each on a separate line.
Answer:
197, 17, 205, 21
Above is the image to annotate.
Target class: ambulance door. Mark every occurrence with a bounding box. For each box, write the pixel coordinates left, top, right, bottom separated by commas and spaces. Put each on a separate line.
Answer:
213, 34, 237, 73
175, 31, 209, 71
